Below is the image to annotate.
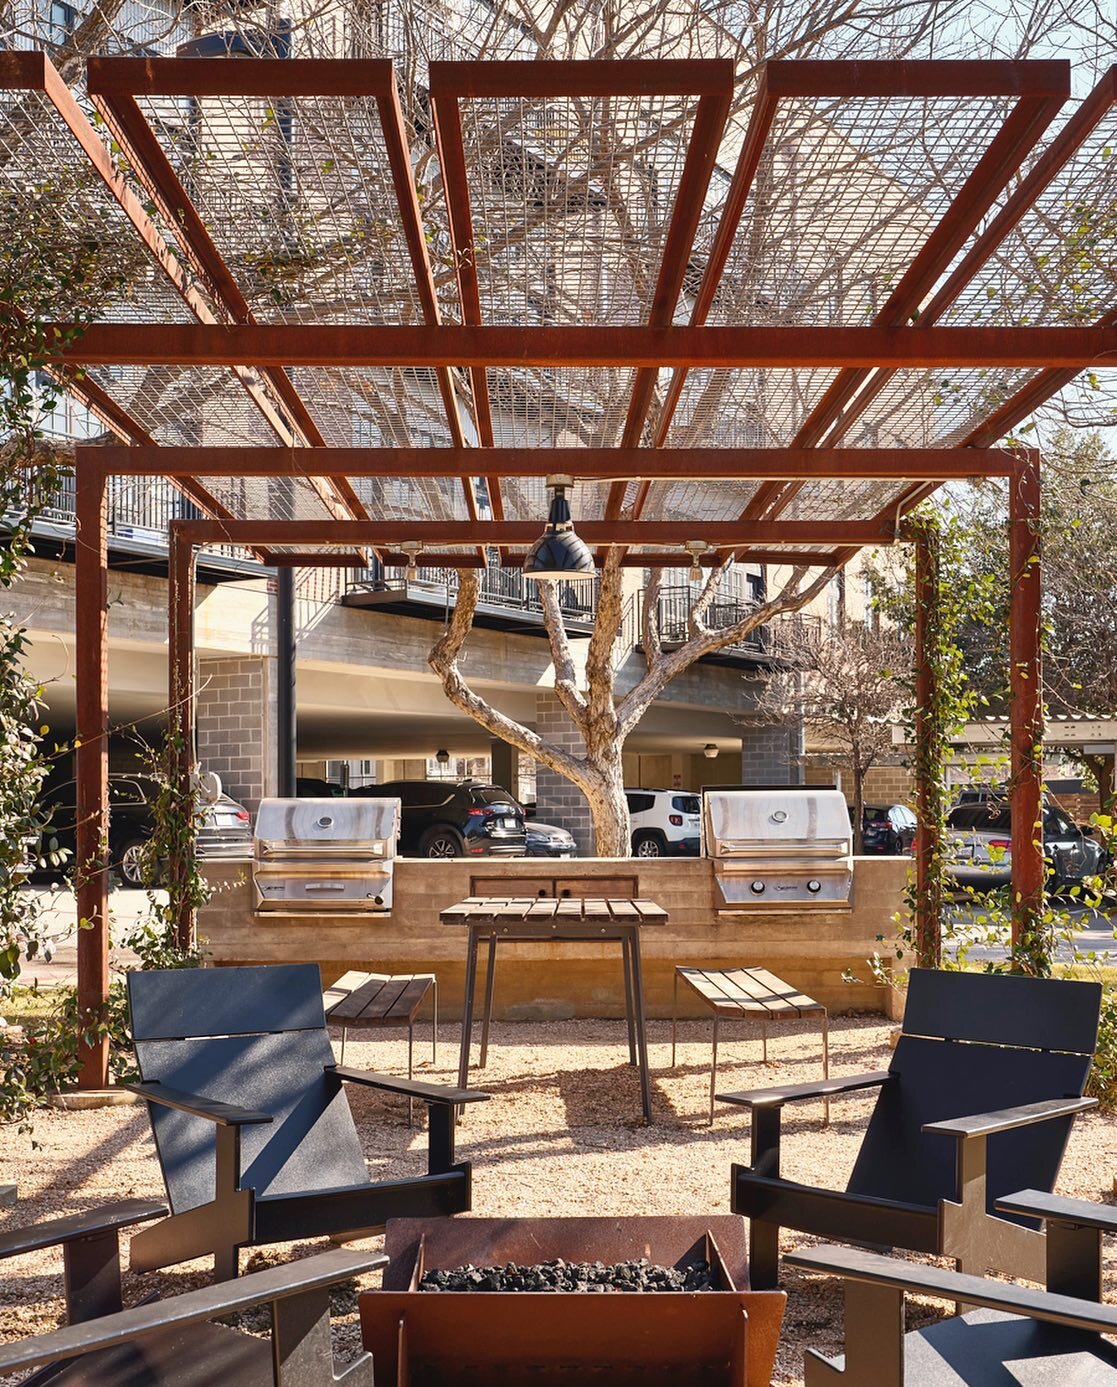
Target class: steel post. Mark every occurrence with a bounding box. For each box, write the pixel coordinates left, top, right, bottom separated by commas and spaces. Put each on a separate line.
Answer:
168, 527, 196, 950
276, 565, 296, 798
75, 466, 109, 1089
1009, 453, 1044, 957
913, 525, 943, 968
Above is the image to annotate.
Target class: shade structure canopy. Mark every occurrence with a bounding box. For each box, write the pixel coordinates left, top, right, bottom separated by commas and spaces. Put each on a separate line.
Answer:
3, 50, 1113, 563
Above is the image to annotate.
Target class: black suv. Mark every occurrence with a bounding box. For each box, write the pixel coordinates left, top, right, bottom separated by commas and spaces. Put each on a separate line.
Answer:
39, 773, 253, 885
354, 779, 527, 858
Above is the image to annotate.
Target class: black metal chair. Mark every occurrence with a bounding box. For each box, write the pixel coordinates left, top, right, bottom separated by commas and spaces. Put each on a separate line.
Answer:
790, 1189, 1117, 1386
0, 1197, 382, 1385
720, 967, 1101, 1288
126, 963, 489, 1280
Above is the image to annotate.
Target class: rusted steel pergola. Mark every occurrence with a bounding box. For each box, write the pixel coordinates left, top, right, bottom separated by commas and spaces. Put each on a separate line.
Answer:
9, 51, 1115, 1085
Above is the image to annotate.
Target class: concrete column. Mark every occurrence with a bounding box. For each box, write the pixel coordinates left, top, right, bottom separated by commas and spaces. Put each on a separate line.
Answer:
490, 738, 519, 797
533, 691, 594, 853
740, 722, 804, 786
197, 655, 278, 811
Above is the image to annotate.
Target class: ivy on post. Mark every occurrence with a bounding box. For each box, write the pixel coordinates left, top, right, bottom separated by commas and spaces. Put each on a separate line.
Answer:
912, 518, 943, 968
1009, 452, 1046, 970
167, 525, 197, 952
74, 463, 110, 1090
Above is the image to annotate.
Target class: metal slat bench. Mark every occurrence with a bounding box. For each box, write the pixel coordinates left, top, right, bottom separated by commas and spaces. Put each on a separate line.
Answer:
322, 971, 438, 1125
671, 966, 829, 1123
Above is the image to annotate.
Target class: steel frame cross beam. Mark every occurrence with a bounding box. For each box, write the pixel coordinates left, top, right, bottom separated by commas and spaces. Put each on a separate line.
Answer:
52, 323, 1117, 367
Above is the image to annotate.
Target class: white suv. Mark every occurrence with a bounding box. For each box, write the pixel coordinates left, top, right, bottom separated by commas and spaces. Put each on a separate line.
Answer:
625, 788, 702, 858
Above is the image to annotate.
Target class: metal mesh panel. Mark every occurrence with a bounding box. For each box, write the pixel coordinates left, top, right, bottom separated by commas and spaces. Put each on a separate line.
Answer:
458, 92, 703, 327
943, 104, 1117, 329
846, 367, 1036, 447
0, 88, 195, 325
487, 366, 635, 450
778, 477, 907, 522
135, 90, 447, 326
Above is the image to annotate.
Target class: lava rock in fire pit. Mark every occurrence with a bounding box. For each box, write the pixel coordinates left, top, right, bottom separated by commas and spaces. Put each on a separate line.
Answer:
420, 1257, 714, 1293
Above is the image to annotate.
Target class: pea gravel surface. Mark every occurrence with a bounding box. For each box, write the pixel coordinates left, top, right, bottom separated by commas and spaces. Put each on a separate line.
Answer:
2, 1014, 1115, 1385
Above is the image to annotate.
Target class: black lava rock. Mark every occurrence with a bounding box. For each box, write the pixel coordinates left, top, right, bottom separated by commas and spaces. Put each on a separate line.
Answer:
418, 1257, 715, 1293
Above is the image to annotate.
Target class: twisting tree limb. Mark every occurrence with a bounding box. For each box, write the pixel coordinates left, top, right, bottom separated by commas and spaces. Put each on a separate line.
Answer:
538, 579, 587, 722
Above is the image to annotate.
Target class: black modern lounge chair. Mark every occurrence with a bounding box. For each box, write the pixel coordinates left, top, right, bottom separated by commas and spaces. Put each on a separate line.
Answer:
126, 963, 489, 1280
790, 1189, 1117, 1386
720, 967, 1101, 1289
0, 1198, 382, 1385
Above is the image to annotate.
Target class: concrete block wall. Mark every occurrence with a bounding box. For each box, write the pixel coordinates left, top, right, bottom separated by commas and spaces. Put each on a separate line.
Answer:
741, 722, 804, 785
533, 691, 595, 852
196, 655, 275, 811
198, 855, 903, 1017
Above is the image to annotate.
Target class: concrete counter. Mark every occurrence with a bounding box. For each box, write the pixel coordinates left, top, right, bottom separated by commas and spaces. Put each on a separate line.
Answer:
197, 856, 904, 1016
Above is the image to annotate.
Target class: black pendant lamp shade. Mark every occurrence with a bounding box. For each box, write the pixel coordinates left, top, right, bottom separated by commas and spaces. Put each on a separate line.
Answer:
523, 479, 596, 581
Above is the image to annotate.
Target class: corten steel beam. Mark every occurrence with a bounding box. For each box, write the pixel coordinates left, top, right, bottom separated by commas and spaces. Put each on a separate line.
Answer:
85, 64, 362, 523
1009, 452, 1044, 955
750, 64, 1068, 522
52, 323, 1117, 367
756, 68, 1117, 490
912, 526, 943, 969
277, 549, 839, 569
964, 309, 1117, 447
15, 54, 341, 496
612, 69, 734, 481
167, 528, 197, 951
645, 59, 1068, 474
74, 467, 110, 1090
80, 444, 1019, 480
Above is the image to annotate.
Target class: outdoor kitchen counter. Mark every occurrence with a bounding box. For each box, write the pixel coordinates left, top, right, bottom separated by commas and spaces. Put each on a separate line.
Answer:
197, 855, 903, 1017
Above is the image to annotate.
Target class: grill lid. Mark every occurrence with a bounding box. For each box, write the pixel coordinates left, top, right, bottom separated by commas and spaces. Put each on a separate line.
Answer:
704, 788, 851, 856
255, 797, 400, 856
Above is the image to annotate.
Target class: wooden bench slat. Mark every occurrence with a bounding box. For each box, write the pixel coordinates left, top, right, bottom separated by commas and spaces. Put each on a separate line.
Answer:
380, 976, 435, 1024
727, 967, 824, 1015
677, 966, 824, 1019
327, 974, 394, 1022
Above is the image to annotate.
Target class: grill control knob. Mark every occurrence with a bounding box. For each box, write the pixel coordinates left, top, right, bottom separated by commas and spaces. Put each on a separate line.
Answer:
750, 880, 765, 894
807, 879, 822, 893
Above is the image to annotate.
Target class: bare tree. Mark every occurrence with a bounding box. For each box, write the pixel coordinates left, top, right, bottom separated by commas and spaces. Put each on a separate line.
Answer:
742, 618, 908, 851
430, 556, 835, 855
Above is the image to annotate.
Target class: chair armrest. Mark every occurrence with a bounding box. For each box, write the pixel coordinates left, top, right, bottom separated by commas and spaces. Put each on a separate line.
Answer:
128, 1081, 273, 1127
717, 1070, 890, 1110
331, 1066, 490, 1106
923, 1095, 1096, 1139
786, 1244, 1117, 1335
998, 1188, 1117, 1234
0, 1200, 168, 1261
0, 1247, 387, 1377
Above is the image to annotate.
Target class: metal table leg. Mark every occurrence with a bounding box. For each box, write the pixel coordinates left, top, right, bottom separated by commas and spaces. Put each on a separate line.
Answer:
627, 926, 653, 1123
821, 1010, 830, 1126
671, 967, 679, 1069
622, 934, 637, 1065
709, 1013, 719, 1125
431, 975, 438, 1064
479, 933, 498, 1068
456, 927, 480, 1120
407, 1019, 415, 1128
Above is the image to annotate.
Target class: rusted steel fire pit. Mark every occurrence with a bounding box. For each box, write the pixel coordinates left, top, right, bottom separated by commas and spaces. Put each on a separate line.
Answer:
359, 1216, 786, 1387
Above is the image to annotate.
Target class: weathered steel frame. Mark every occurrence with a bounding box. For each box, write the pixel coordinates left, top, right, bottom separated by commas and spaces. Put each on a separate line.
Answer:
44, 53, 1078, 1081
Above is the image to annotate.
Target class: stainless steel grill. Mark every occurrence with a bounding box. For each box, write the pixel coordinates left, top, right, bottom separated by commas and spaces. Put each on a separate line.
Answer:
253, 798, 399, 913
703, 788, 853, 911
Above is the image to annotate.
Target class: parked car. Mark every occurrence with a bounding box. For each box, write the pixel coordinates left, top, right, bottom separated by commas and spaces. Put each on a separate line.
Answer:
525, 820, 577, 858
39, 773, 253, 886
945, 798, 1106, 892
858, 804, 917, 855
353, 778, 527, 858
296, 776, 347, 797
624, 788, 702, 857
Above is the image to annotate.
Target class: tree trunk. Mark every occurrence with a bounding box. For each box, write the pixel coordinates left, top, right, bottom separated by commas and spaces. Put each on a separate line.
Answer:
851, 765, 865, 855
580, 752, 631, 857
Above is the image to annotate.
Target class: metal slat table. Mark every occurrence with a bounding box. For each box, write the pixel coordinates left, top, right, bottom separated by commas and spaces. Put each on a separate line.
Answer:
441, 896, 668, 1123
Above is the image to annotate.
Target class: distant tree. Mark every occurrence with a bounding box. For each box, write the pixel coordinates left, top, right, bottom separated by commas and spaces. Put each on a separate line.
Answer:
743, 617, 909, 850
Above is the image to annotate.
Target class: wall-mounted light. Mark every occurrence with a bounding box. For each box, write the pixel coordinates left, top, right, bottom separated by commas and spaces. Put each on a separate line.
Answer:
703, 744, 719, 760
435, 748, 450, 765
523, 475, 595, 582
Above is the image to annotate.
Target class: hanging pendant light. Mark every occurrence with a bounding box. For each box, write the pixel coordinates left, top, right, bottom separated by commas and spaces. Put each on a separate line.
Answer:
523, 475, 596, 582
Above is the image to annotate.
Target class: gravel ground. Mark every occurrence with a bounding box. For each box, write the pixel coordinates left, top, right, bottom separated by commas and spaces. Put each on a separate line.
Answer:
2, 1014, 1115, 1384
